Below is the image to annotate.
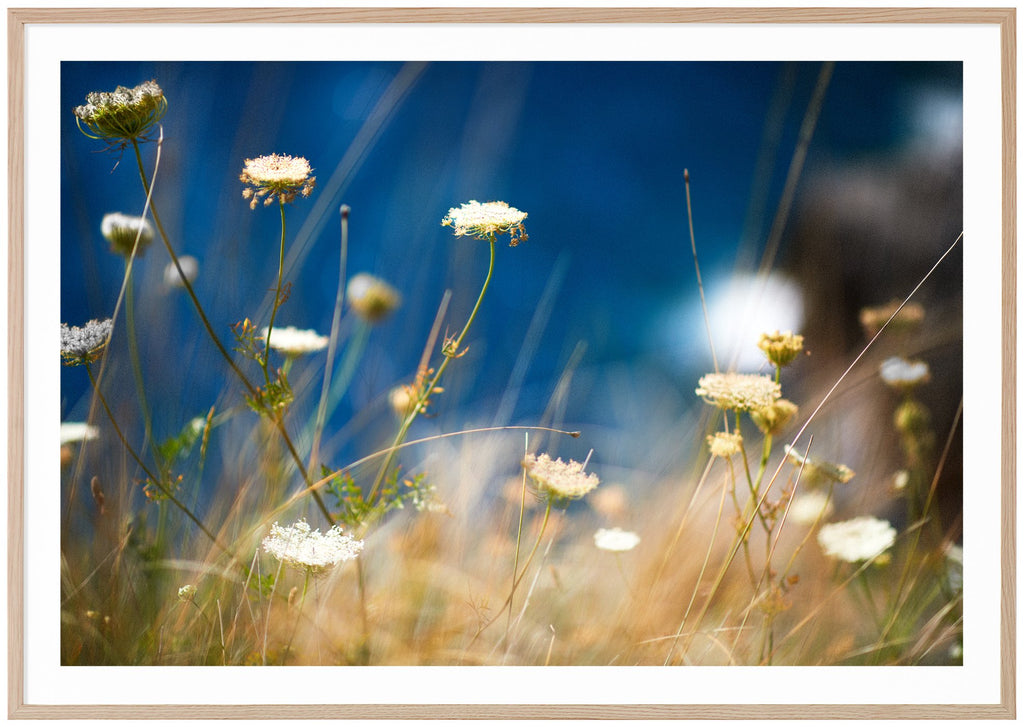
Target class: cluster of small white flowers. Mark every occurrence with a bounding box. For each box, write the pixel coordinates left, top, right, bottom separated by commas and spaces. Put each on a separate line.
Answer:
260, 326, 329, 356
73, 80, 164, 121
163, 255, 199, 288
879, 356, 930, 388
262, 519, 364, 574
594, 527, 640, 552
240, 154, 316, 209
707, 431, 743, 458
786, 490, 834, 525
522, 453, 599, 501
60, 422, 99, 445
442, 200, 528, 245
695, 372, 781, 412
817, 516, 896, 563
101, 212, 154, 256
346, 273, 402, 322
61, 319, 113, 364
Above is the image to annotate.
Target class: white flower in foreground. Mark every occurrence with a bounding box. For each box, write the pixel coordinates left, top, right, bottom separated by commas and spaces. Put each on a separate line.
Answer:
786, 490, 834, 525
101, 212, 154, 257
442, 200, 528, 246
695, 372, 781, 412
522, 453, 599, 502
707, 431, 743, 458
240, 153, 316, 209
262, 519, 363, 574
260, 326, 329, 356
594, 527, 640, 552
163, 255, 199, 288
60, 422, 99, 445
880, 356, 930, 388
817, 516, 896, 563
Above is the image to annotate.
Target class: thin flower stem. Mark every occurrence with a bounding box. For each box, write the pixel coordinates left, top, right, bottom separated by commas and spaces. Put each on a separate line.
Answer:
367, 235, 497, 506
506, 440, 530, 640
123, 261, 158, 465
262, 198, 288, 387
85, 363, 235, 561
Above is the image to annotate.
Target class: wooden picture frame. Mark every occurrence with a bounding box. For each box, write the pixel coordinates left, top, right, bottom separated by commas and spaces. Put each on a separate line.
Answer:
8, 6, 1015, 719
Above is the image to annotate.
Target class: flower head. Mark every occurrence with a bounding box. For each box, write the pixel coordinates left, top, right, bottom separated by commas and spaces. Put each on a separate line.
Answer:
880, 356, 930, 390
442, 200, 528, 246
163, 255, 199, 288
817, 516, 896, 563
695, 372, 781, 412
262, 519, 363, 574
60, 422, 99, 445
61, 318, 113, 366
786, 490, 834, 525
859, 300, 925, 338
177, 584, 197, 603
522, 453, 599, 503
101, 212, 154, 257
594, 527, 640, 552
784, 445, 855, 485
757, 330, 804, 368
750, 399, 799, 436
707, 431, 743, 459
346, 273, 402, 322
260, 326, 329, 356
240, 154, 316, 209
73, 80, 166, 147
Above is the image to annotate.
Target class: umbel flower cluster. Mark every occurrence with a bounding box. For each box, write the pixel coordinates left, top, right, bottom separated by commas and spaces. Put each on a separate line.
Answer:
73, 80, 166, 147
240, 154, 316, 209
522, 453, 599, 502
262, 519, 364, 574
101, 212, 154, 257
442, 200, 528, 246
695, 372, 781, 412
61, 318, 114, 366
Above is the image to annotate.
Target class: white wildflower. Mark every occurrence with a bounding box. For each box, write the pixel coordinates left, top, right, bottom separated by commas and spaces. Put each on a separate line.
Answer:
240, 154, 316, 209
594, 527, 640, 552
262, 519, 363, 574
101, 212, 154, 257
817, 516, 896, 563
163, 255, 199, 288
786, 490, 834, 525
695, 372, 780, 412
880, 356, 930, 388
522, 453, 599, 502
442, 200, 528, 246
260, 326, 329, 356
346, 273, 402, 322
60, 422, 99, 445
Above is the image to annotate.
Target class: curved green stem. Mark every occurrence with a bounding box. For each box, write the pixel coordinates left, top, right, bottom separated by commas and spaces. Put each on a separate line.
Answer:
367, 235, 497, 506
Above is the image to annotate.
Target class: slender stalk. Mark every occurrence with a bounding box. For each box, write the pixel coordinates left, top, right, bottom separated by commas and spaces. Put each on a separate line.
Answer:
262, 198, 288, 387
367, 235, 497, 506
123, 261, 157, 463
506, 443, 530, 640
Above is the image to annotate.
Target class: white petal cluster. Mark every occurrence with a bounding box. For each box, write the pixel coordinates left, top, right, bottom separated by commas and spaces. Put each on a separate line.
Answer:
695, 372, 781, 412
786, 491, 834, 525
880, 356, 930, 388
262, 519, 363, 574
442, 200, 528, 245
60, 422, 99, 445
594, 527, 640, 552
101, 212, 154, 256
523, 453, 599, 501
817, 516, 896, 563
260, 326, 329, 356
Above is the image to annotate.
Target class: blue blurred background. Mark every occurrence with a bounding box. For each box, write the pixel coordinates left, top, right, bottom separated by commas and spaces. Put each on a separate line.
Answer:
60, 61, 963, 509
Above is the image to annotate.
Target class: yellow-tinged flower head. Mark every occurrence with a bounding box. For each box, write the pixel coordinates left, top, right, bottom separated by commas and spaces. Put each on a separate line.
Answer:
522, 453, 599, 503
101, 212, 154, 257
442, 200, 528, 246
859, 299, 925, 338
73, 80, 167, 147
817, 516, 896, 563
750, 398, 799, 436
707, 431, 743, 458
240, 154, 316, 209
784, 445, 855, 485
695, 372, 781, 412
346, 273, 402, 323
757, 330, 804, 368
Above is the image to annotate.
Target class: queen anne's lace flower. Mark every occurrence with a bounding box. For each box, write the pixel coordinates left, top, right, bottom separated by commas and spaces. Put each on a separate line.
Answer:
73, 80, 166, 147
101, 212, 154, 257
522, 453, 599, 502
880, 356, 930, 389
707, 431, 743, 458
786, 491, 834, 525
260, 326, 329, 356
695, 372, 781, 412
262, 519, 363, 574
817, 516, 896, 563
60, 422, 99, 445
784, 445, 855, 485
442, 200, 528, 246
240, 154, 316, 209
757, 331, 804, 368
61, 319, 113, 366
594, 527, 640, 552
750, 399, 799, 436
346, 273, 402, 322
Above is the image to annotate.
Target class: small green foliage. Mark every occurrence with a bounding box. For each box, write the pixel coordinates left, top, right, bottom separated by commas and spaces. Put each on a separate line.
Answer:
232, 318, 266, 367
245, 569, 276, 599
245, 371, 294, 416
322, 465, 439, 528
